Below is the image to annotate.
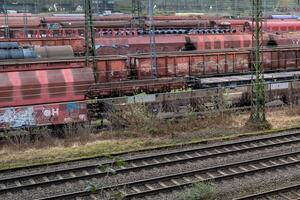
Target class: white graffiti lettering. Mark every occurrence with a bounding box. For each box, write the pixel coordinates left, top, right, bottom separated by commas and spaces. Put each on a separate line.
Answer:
0, 107, 35, 128
43, 108, 59, 118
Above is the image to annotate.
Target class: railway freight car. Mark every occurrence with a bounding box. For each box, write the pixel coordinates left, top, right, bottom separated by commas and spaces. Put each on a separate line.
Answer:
0, 38, 84, 55
129, 47, 300, 79
0, 67, 94, 108
2, 46, 300, 130
0, 101, 88, 129
1, 31, 300, 57
0, 16, 41, 28
244, 20, 300, 32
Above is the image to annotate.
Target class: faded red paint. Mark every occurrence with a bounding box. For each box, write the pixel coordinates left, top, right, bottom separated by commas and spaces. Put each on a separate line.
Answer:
0, 101, 88, 129
0, 59, 84, 72
0, 38, 84, 54
0, 16, 40, 28
130, 47, 300, 80
0, 68, 94, 108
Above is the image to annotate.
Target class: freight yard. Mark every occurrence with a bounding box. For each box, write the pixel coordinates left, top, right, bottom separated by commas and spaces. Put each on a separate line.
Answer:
1, 0, 300, 200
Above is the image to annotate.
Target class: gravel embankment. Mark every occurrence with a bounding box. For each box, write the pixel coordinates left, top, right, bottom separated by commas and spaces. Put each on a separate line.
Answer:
134, 165, 300, 200
1, 129, 298, 179
1, 143, 299, 200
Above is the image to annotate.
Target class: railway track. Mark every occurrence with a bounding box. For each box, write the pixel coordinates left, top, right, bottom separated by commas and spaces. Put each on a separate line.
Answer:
39, 151, 300, 200
234, 184, 300, 200
0, 131, 299, 199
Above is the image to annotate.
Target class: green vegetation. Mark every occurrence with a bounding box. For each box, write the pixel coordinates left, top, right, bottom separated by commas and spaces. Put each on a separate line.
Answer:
179, 182, 218, 200
1, 123, 299, 171
1, 103, 300, 171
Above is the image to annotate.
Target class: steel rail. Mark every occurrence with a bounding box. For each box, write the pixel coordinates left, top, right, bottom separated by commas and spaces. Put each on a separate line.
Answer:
38, 151, 300, 200
1, 129, 297, 174
0, 132, 299, 197
234, 184, 300, 200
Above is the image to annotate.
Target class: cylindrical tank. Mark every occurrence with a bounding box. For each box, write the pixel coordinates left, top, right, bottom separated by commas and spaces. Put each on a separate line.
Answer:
0, 42, 19, 49
34, 45, 74, 58
271, 15, 297, 19
0, 49, 10, 59
9, 49, 24, 59
23, 48, 37, 59
0, 48, 36, 60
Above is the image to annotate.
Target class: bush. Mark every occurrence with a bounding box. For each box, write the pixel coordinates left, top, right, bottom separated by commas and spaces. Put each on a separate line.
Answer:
178, 182, 218, 200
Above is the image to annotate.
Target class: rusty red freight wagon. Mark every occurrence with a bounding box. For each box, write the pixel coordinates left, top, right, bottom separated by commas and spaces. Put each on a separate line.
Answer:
0, 56, 128, 82
0, 27, 140, 38
189, 34, 253, 50
0, 38, 84, 54
60, 21, 132, 29
0, 101, 88, 129
0, 58, 84, 72
95, 33, 300, 55
144, 20, 211, 28
244, 20, 300, 32
1, 46, 300, 112
129, 47, 300, 80
0, 16, 41, 28
0, 68, 94, 108
42, 14, 132, 24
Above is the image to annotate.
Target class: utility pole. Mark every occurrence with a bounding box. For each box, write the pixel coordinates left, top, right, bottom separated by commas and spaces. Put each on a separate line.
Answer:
248, 0, 270, 129
232, 0, 238, 17
34, 0, 38, 13
23, 0, 28, 38
84, 0, 98, 82
4, 0, 9, 38
96, 0, 100, 14
0, 0, 3, 13
148, 0, 157, 78
164, 0, 167, 14
132, 0, 142, 28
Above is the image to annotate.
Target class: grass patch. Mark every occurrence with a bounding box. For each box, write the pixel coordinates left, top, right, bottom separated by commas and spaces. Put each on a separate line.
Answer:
179, 182, 218, 200
0, 138, 169, 171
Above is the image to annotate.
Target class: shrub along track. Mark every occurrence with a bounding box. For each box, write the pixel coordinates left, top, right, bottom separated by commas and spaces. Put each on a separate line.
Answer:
0, 130, 299, 199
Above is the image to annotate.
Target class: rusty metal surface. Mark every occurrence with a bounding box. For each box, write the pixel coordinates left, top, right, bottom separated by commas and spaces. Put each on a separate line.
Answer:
34, 45, 74, 58
0, 38, 84, 54
0, 16, 40, 28
0, 56, 127, 72
0, 68, 94, 108
0, 101, 88, 129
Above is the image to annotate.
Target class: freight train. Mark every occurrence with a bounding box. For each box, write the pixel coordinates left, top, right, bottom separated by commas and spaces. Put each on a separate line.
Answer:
2, 13, 300, 38
1, 46, 300, 130
1, 31, 299, 57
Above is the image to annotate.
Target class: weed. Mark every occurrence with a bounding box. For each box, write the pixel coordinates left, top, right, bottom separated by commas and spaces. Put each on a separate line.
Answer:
178, 182, 218, 200
85, 183, 98, 193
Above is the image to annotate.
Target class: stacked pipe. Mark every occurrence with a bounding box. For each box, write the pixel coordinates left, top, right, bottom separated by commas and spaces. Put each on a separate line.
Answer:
137, 29, 236, 35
